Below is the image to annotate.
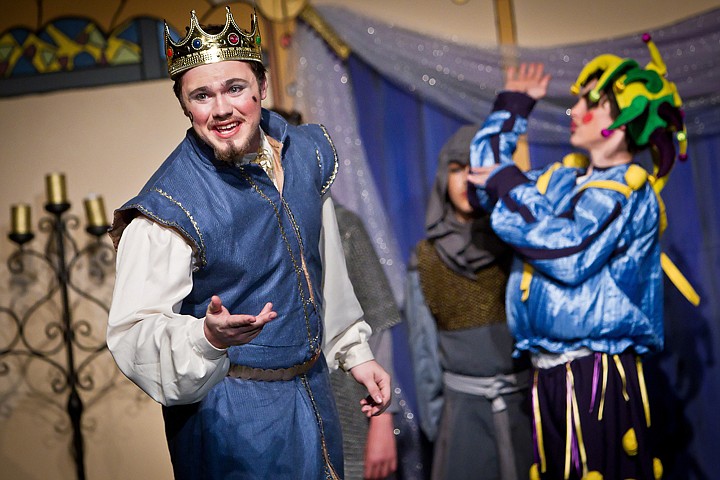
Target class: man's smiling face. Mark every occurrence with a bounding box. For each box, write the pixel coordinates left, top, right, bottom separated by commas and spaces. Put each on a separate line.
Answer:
180, 60, 267, 162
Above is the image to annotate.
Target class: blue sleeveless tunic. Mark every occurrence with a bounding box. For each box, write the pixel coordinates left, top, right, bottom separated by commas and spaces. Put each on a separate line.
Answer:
116, 110, 343, 479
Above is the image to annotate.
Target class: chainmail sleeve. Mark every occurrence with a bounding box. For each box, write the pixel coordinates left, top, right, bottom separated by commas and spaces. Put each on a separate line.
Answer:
329, 203, 405, 479
335, 204, 402, 333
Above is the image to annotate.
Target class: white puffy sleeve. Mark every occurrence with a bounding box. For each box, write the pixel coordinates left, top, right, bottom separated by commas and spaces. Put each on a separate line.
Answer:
107, 216, 229, 406
319, 196, 374, 371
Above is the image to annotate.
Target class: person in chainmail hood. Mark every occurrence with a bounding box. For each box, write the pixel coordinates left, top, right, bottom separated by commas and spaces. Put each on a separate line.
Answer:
405, 125, 532, 480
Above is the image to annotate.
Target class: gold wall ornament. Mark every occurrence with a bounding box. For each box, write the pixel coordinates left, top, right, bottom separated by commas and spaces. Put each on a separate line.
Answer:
257, 0, 309, 22
254, 0, 309, 111
299, 5, 351, 60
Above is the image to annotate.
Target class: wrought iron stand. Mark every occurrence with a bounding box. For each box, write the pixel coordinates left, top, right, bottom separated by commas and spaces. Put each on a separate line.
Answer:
2, 188, 113, 480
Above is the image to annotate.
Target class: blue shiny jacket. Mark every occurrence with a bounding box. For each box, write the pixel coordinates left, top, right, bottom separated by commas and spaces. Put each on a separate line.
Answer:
469, 92, 663, 356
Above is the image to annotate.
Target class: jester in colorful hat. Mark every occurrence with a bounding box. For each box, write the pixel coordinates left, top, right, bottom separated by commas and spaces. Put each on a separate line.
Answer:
467, 34, 697, 479
106, 6, 391, 479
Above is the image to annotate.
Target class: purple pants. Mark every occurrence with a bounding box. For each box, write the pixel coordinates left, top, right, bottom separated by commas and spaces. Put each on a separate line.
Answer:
530, 351, 660, 480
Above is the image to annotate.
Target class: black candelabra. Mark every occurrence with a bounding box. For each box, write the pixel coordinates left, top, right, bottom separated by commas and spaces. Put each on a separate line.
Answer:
1, 173, 115, 480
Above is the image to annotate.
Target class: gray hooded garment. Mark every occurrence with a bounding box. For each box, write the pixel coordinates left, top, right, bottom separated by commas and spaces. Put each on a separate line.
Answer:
424, 124, 508, 279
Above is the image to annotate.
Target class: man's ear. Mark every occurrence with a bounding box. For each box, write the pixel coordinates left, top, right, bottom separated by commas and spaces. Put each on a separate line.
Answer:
260, 79, 268, 101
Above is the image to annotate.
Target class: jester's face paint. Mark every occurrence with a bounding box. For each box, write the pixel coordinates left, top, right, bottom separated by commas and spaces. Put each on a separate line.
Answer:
569, 80, 615, 152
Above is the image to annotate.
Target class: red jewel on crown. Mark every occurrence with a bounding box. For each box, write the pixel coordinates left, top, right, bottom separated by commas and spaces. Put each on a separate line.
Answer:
228, 33, 239, 45
167, 47, 174, 58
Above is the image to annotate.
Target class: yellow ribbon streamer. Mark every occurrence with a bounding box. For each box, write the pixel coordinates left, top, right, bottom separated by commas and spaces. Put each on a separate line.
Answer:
661, 253, 701, 306
564, 364, 573, 480
598, 354, 608, 421
568, 366, 589, 478
532, 370, 547, 473
613, 355, 630, 402
636, 357, 652, 428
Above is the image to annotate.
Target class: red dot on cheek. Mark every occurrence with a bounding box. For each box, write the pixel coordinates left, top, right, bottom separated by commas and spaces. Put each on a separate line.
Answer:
581, 112, 594, 124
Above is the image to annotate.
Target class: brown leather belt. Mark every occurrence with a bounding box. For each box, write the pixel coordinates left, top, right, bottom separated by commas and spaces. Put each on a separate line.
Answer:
226, 351, 321, 382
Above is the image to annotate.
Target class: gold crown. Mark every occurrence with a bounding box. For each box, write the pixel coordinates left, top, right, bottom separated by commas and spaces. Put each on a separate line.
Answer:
164, 6, 262, 79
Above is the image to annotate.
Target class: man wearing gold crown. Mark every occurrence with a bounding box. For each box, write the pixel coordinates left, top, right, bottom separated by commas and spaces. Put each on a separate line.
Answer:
106, 7, 390, 479
467, 35, 693, 479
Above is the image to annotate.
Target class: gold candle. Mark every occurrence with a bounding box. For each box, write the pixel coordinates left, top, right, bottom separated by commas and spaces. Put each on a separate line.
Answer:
45, 172, 68, 205
84, 194, 109, 227
10, 204, 32, 235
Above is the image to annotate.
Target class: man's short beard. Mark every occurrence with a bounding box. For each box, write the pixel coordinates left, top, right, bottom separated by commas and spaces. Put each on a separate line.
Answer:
214, 140, 251, 163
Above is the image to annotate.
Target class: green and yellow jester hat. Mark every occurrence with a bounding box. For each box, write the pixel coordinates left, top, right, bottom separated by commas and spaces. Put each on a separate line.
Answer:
570, 33, 687, 181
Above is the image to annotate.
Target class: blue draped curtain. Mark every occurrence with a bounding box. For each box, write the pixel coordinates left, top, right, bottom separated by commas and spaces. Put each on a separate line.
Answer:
348, 54, 468, 258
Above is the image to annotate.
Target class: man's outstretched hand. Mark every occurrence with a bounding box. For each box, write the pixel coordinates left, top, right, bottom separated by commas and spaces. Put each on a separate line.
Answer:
350, 360, 392, 417
203, 295, 277, 349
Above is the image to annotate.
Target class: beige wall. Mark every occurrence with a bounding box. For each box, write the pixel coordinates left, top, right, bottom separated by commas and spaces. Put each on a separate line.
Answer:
0, 79, 188, 479
1, 0, 719, 478
313, 0, 719, 47
511, 0, 718, 46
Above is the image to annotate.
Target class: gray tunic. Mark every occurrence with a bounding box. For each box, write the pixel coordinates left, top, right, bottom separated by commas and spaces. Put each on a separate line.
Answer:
406, 241, 533, 480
